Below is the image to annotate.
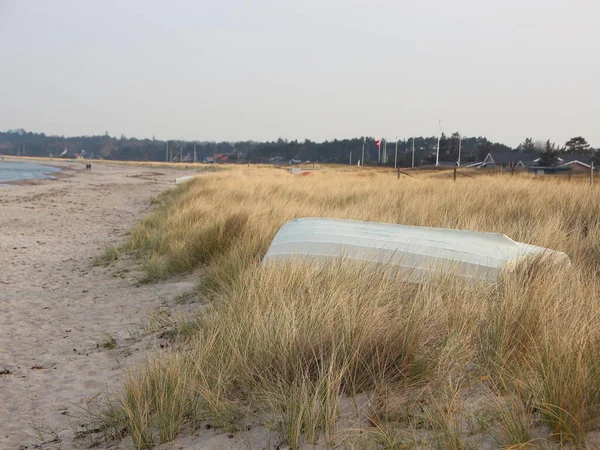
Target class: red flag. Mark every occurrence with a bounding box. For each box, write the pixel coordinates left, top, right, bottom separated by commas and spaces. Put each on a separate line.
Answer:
375, 140, 381, 148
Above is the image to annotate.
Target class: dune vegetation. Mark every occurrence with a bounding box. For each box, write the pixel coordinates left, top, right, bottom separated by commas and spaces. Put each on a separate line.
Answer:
99, 166, 600, 449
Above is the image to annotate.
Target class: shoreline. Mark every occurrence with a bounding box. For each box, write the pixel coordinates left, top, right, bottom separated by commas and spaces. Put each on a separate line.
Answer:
1, 171, 75, 186
0, 158, 65, 185
2, 154, 215, 169
0, 163, 201, 449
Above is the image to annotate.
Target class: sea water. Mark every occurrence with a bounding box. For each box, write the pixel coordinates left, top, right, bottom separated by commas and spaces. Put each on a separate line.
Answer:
0, 160, 60, 183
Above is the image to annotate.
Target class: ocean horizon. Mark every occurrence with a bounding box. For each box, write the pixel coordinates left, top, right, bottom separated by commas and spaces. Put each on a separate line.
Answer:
0, 160, 60, 183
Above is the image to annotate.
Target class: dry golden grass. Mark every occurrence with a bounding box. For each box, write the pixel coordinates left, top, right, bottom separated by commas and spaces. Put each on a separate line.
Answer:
101, 167, 600, 449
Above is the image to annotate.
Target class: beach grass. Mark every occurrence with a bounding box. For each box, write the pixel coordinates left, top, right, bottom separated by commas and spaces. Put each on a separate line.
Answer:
99, 166, 600, 449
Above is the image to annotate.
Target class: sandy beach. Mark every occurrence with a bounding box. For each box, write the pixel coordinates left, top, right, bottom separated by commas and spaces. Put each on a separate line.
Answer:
0, 162, 202, 449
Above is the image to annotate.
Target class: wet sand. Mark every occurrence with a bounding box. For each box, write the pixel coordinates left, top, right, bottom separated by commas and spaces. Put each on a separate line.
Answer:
0, 162, 201, 449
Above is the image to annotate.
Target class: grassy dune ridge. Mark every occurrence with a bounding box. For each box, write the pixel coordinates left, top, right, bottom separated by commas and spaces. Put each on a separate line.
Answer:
105, 168, 600, 449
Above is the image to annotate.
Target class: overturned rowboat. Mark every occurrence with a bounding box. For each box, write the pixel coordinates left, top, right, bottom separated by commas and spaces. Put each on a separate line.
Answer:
262, 218, 570, 283
175, 175, 195, 185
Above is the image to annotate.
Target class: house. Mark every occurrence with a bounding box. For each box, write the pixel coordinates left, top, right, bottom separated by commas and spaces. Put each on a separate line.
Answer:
527, 166, 572, 176
210, 153, 229, 163
527, 154, 592, 174
555, 154, 592, 173
468, 152, 537, 170
269, 157, 288, 166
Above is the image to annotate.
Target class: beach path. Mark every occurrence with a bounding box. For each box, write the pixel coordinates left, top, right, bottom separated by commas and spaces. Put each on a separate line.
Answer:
0, 162, 200, 449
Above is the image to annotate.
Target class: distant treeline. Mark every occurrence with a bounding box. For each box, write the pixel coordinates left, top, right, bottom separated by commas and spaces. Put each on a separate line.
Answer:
0, 129, 596, 166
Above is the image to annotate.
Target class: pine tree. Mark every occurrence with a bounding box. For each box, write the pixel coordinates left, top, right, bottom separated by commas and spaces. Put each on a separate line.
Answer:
538, 140, 559, 166
564, 136, 590, 154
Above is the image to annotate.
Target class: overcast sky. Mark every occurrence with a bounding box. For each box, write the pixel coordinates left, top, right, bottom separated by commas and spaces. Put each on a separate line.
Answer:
0, 0, 598, 147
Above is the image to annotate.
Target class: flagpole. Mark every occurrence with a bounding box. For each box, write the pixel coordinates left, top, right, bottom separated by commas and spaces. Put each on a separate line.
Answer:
458, 134, 462, 166
361, 138, 365, 167
436, 119, 442, 167
412, 135, 415, 168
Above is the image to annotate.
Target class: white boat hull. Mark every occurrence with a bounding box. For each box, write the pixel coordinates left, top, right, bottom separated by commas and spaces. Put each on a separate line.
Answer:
262, 218, 570, 283
175, 175, 194, 185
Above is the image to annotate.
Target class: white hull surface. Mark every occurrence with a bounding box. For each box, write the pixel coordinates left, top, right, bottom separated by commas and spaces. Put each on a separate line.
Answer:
262, 218, 570, 283
175, 175, 195, 185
